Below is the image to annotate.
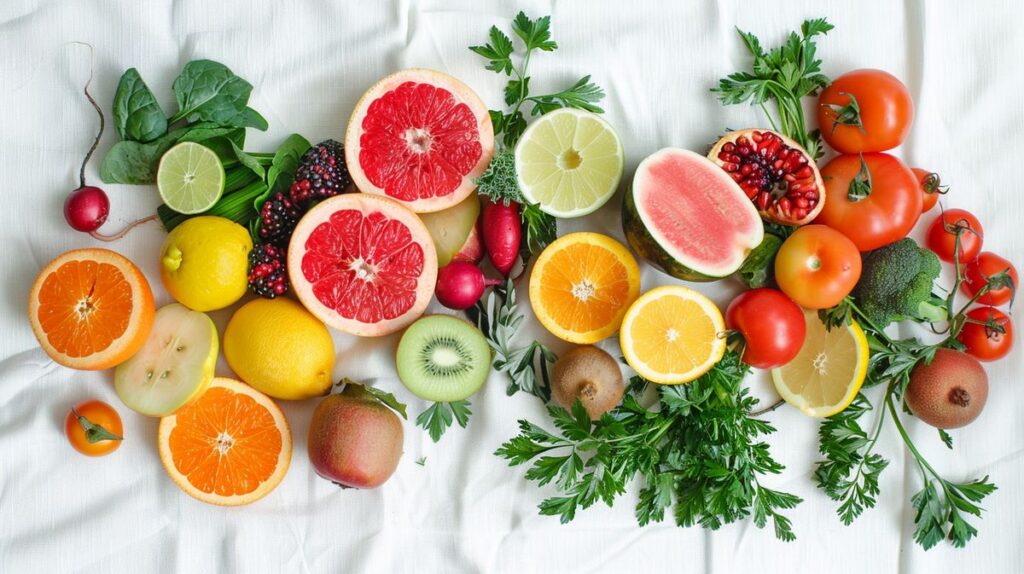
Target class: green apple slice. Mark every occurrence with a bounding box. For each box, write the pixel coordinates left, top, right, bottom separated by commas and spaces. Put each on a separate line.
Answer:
419, 193, 480, 266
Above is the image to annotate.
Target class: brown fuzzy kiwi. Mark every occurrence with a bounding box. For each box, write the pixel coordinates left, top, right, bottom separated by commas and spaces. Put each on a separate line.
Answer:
551, 346, 625, 420
905, 348, 988, 429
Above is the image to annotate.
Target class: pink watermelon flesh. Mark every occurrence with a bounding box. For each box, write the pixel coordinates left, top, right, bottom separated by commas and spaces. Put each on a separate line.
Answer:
301, 209, 425, 323
634, 149, 762, 276
359, 82, 483, 203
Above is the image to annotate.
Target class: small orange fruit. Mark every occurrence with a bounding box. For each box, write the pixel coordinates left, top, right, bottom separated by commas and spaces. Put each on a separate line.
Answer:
529, 232, 641, 344
158, 378, 292, 506
28, 248, 155, 370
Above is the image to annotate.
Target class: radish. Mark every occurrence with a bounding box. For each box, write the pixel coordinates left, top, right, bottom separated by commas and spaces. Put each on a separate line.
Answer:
482, 199, 521, 276
435, 261, 500, 310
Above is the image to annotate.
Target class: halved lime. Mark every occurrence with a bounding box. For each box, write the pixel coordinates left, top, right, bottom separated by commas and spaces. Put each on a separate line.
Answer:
157, 142, 225, 214
515, 108, 624, 218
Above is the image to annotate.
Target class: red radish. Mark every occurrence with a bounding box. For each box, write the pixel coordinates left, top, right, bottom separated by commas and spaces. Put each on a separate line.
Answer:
482, 199, 521, 276
435, 261, 500, 310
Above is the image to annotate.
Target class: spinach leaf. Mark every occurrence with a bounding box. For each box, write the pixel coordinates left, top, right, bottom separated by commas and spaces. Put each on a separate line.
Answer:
99, 127, 189, 184
112, 68, 167, 142
266, 133, 311, 194
230, 141, 266, 180
168, 60, 267, 130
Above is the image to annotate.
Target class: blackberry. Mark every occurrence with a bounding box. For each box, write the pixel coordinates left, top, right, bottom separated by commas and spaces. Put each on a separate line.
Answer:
258, 192, 301, 247
247, 244, 288, 298
290, 139, 351, 206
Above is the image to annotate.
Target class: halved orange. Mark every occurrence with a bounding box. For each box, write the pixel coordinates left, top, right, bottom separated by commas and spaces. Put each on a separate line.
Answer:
28, 248, 155, 370
158, 378, 292, 506
529, 232, 641, 344
619, 285, 726, 384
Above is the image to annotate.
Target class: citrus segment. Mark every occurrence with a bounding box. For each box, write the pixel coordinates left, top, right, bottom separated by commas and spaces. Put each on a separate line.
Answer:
158, 378, 291, 506
620, 285, 726, 384
28, 248, 155, 370
771, 312, 869, 417
529, 232, 640, 344
157, 142, 225, 214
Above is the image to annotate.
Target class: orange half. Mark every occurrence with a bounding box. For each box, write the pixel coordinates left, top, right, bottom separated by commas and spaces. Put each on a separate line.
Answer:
529, 232, 640, 344
158, 378, 292, 506
27, 248, 155, 370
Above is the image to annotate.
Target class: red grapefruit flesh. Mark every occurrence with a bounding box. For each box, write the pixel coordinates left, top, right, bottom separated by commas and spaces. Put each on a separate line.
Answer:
288, 194, 438, 337
345, 68, 494, 213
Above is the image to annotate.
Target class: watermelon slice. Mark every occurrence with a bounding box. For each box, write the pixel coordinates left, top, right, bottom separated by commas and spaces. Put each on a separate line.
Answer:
623, 148, 763, 281
288, 194, 438, 337
345, 68, 495, 213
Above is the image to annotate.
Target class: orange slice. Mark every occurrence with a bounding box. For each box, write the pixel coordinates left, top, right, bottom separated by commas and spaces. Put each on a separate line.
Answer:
619, 285, 726, 384
28, 248, 155, 370
158, 378, 292, 506
529, 232, 641, 344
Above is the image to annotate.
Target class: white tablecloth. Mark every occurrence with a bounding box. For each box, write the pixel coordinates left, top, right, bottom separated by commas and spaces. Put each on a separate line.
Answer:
2, 1, 1022, 572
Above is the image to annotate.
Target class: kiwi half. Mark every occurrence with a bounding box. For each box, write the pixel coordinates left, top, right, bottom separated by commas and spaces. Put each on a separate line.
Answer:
395, 315, 491, 402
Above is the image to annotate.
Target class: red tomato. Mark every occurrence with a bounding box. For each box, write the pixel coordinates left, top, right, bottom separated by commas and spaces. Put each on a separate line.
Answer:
818, 69, 914, 153
912, 168, 944, 213
961, 252, 1018, 306
774, 225, 862, 310
726, 288, 806, 369
815, 153, 922, 251
65, 400, 123, 457
957, 307, 1013, 362
925, 208, 983, 263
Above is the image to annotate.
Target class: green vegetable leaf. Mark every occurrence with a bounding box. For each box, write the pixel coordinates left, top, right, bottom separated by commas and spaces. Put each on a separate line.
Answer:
512, 12, 558, 52
416, 400, 472, 442
521, 202, 557, 264
256, 133, 312, 214
72, 408, 123, 443
527, 76, 606, 115
99, 126, 189, 184
938, 428, 953, 449
363, 386, 408, 420
475, 149, 523, 205
169, 60, 267, 130
112, 68, 167, 142
469, 26, 515, 75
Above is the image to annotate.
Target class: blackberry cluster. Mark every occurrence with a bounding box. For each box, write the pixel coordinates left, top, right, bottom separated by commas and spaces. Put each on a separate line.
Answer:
289, 139, 352, 206
247, 244, 288, 298
258, 192, 302, 247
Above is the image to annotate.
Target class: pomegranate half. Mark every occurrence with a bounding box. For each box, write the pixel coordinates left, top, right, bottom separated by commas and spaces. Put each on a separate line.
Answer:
288, 194, 438, 337
345, 68, 495, 213
708, 129, 825, 226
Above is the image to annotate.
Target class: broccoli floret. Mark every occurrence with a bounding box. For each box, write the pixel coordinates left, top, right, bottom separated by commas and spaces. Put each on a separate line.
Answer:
852, 238, 946, 328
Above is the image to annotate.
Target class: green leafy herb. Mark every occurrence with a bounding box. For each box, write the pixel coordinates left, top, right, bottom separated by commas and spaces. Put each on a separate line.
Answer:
475, 149, 523, 205
497, 351, 801, 541
520, 202, 557, 264
417, 400, 472, 442
714, 18, 833, 159
415, 456, 427, 466
815, 393, 888, 525
72, 408, 123, 443
112, 68, 167, 142
169, 60, 267, 130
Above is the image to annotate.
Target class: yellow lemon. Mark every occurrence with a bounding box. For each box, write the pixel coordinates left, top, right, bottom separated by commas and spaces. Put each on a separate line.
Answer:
224, 298, 335, 400
160, 216, 251, 312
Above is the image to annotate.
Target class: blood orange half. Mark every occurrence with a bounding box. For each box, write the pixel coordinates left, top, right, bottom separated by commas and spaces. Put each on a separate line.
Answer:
345, 68, 494, 213
288, 194, 438, 337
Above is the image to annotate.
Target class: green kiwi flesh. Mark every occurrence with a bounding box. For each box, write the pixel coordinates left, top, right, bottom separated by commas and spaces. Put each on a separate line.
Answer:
396, 315, 490, 402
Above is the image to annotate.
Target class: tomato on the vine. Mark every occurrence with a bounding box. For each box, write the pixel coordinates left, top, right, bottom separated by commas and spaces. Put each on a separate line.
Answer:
962, 251, 1018, 306
957, 307, 1013, 362
65, 400, 123, 457
814, 153, 922, 251
774, 225, 862, 310
726, 288, 806, 369
925, 208, 983, 263
912, 168, 945, 213
817, 69, 914, 153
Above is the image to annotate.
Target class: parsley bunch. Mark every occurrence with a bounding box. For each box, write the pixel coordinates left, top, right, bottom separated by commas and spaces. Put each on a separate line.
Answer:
497, 351, 802, 541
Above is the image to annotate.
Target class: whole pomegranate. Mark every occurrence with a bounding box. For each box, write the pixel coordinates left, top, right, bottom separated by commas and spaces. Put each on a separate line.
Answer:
905, 349, 988, 429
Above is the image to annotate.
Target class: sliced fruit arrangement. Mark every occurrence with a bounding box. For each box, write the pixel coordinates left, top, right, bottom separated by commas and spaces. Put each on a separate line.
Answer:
529, 232, 640, 344
28, 248, 155, 370
288, 194, 438, 336
158, 378, 291, 506
514, 107, 623, 217
619, 285, 726, 384
345, 68, 495, 213
623, 148, 763, 281
114, 303, 218, 417
771, 312, 869, 417
160, 216, 252, 312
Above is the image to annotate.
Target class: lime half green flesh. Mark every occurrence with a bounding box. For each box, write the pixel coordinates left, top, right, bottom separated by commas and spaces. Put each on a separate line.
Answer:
515, 108, 624, 218
158, 142, 226, 214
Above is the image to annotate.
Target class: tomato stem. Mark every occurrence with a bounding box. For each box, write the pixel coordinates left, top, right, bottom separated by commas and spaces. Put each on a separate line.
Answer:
72, 407, 123, 443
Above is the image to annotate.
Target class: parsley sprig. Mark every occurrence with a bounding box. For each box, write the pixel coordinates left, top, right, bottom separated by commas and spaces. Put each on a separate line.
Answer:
417, 400, 472, 442
497, 351, 802, 541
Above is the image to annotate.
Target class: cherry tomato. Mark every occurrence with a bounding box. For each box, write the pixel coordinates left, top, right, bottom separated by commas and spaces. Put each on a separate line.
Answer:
818, 69, 914, 153
962, 252, 1018, 306
912, 168, 945, 213
925, 208, 983, 263
65, 400, 123, 457
957, 307, 1013, 362
774, 225, 862, 310
815, 153, 922, 251
726, 288, 806, 369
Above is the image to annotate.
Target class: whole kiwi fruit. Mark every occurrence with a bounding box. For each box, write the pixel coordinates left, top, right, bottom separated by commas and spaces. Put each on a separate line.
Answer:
551, 346, 625, 420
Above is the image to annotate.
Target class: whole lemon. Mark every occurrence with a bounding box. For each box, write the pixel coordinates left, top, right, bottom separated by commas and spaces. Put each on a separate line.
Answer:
224, 298, 335, 400
161, 216, 251, 312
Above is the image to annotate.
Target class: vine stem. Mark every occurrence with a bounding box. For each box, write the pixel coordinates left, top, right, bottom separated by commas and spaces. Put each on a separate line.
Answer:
751, 398, 785, 417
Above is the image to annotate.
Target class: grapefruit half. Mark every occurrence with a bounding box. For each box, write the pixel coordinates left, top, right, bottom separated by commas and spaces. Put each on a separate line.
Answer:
345, 68, 494, 213
288, 194, 438, 337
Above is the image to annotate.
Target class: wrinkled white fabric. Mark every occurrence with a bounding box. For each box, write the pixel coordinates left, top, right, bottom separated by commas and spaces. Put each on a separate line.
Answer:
1, 1, 1022, 572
